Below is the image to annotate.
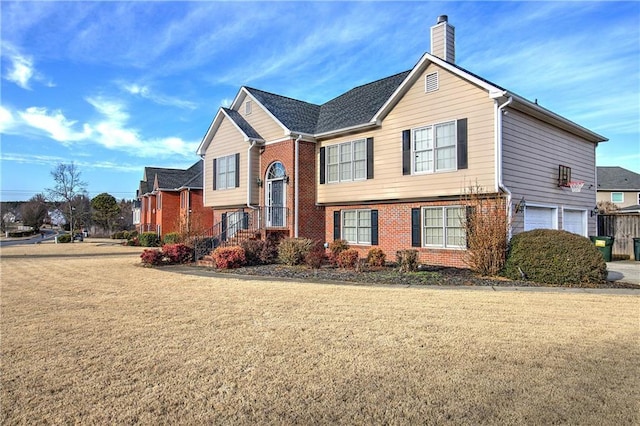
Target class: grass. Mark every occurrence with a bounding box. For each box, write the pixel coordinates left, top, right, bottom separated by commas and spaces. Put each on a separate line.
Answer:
1, 240, 639, 424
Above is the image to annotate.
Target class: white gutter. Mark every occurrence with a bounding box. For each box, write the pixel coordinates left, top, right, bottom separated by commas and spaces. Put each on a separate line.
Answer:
294, 134, 302, 237
247, 140, 257, 210
495, 95, 513, 238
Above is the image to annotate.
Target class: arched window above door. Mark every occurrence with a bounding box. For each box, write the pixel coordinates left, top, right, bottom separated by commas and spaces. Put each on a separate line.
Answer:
267, 162, 286, 180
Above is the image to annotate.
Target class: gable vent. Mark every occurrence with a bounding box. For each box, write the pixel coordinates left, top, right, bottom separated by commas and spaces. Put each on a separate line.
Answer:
425, 72, 439, 93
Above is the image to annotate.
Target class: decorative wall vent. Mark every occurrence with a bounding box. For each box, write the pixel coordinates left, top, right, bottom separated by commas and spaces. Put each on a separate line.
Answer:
425, 72, 439, 93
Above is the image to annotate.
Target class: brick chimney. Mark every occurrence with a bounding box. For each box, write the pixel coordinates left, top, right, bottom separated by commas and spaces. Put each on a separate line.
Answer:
431, 15, 455, 63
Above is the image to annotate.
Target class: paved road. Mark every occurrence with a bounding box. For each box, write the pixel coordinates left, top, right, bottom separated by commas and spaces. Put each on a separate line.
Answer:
0, 229, 58, 247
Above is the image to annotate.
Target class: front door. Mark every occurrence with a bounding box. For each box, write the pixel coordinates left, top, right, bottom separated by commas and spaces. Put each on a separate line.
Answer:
266, 162, 287, 228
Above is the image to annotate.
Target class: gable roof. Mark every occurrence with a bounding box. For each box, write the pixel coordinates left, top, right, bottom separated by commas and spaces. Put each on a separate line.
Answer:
222, 108, 264, 140
138, 161, 203, 196
198, 50, 606, 152
597, 166, 640, 190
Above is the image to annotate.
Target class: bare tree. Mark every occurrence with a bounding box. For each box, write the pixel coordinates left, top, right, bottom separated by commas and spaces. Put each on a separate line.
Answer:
21, 194, 49, 231
46, 163, 87, 239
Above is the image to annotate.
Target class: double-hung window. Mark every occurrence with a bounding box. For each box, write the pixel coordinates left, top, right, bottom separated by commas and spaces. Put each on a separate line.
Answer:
216, 154, 237, 190
342, 209, 372, 245
327, 139, 367, 183
413, 121, 456, 173
422, 206, 466, 248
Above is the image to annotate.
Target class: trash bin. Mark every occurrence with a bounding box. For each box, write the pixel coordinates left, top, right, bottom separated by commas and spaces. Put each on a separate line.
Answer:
633, 237, 640, 261
590, 236, 614, 262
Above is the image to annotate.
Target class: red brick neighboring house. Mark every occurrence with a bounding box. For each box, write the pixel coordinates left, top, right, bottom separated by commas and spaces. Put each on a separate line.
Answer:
136, 162, 213, 238
195, 16, 606, 267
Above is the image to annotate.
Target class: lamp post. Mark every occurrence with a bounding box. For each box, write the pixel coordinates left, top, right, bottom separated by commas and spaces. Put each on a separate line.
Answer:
70, 206, 75, 243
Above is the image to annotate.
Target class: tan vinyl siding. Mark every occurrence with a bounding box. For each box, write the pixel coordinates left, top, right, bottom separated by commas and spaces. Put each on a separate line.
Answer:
238, 93, 285, 142
502, 109, 597, 234
203, 118, 248, 208
317, 63, 496, 204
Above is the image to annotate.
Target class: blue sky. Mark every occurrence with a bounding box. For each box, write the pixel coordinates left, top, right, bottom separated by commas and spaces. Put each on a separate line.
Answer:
1, 1, 638, 202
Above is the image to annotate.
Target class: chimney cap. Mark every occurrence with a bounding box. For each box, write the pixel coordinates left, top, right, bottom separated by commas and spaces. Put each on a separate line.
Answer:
437, 15, 448, 24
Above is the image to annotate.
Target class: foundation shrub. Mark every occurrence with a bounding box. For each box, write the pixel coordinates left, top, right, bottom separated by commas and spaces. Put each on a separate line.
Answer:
328, 239, 350, 265
163, 232, 181, 245
278, 238, 314, 266
259, 234, 280, 264
502, 229, 607, 286
337, 249, 359, 269
464, 186, 509, 276
162, 243, 193, 264
304, 241, 327, 269
212, 246, 246, 269
241, 239, 266, 266
126, 237, 140, 246
56, 234, 71, 243
140, 249, 163, 266
396, 249, 418, 272
366, 248, 386, 267
139, 232, 161, 247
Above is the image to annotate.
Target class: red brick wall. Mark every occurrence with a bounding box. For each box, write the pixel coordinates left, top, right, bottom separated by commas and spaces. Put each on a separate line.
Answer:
157, 191, 180, 236
325, 200, 474, 268
188, 190, 214, 232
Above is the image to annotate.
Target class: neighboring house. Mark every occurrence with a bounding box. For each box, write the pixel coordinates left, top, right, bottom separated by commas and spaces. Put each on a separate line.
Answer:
136, 161, 213, 238
597, 166, 640, 211
196, 15, 607, 267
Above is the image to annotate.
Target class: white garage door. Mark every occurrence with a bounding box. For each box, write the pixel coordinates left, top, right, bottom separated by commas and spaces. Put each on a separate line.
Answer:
563, 209, 586, 236
524, 206, 556, 231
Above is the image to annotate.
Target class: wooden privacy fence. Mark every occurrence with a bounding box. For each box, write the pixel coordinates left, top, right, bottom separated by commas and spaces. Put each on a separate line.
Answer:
597, 214, 640, 259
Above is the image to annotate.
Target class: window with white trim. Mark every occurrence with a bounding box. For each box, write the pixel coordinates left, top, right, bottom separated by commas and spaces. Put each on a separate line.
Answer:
611, 192, 624, 203
413, 121, 456, 173
216, 154, 237, 190
327, 139, 366, 183
425, 72, 439, 93
342, 209, 372, 245
422, 206, 465, 248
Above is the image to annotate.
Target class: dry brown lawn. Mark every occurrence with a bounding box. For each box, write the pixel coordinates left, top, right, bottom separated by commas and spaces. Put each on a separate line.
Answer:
1, 240, 638, 424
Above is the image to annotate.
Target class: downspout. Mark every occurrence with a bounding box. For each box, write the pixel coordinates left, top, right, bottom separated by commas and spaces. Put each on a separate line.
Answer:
495, 96, 514, 238
246, 140, 257, 210
294, 134, 302, 238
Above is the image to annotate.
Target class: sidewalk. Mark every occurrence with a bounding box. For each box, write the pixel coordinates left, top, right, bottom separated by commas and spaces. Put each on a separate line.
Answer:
607, 260, 640, 285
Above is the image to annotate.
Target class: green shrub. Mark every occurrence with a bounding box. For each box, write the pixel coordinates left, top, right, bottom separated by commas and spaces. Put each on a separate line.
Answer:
366, 248, 386, 267
125, 237, 140, 246
112, 231, 128, 239
56, 234, 71, 243
328, 239, 349, 264
278, 238, 314, 266
304, 241, 326, 269
337, 249, 359, 269
139, 232, 161, 247
396, 249, 418, 272
163, 232, 181, 245
502, 229, 607, 286
212, 246, 246, 269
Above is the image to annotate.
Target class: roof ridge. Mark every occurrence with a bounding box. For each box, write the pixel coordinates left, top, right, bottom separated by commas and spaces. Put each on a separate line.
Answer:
244, 86, 321, 108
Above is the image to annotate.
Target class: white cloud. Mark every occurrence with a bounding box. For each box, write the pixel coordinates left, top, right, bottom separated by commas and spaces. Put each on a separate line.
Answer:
0, 106, 16, 133
18, 107, 92, 142
1, 43, 54, 89
122, 83, 197, 110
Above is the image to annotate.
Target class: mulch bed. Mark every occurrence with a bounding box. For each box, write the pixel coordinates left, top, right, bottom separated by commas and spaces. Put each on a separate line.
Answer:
189, 263, 640, 289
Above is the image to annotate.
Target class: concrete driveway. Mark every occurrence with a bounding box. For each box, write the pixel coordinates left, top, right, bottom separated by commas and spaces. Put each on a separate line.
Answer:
607, 260, 640, 285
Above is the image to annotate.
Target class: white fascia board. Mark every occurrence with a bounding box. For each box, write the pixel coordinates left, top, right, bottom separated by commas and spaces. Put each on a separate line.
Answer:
196, 109, 224, 156
314, 122, 378, 139
372, 52, 501, 124
236, 87, 291, 136
503, 93, 608, 143
221, 109, 265, 144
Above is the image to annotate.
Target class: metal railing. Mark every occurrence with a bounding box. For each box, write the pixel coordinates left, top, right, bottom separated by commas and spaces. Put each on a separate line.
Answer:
193, 206, 290, 260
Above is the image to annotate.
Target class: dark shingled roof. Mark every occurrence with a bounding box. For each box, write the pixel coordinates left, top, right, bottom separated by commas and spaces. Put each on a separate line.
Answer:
245, 71, 411, 135
139, 161, 203, 195
223, 108, 263, 140
245, 87, 320, 134
597, 166, 640, 190
315, 70, 411, 134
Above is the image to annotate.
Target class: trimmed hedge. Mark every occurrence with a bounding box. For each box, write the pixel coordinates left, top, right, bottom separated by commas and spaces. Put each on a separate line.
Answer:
56, 234, 71, 243
139, 232, 161, 247
502, 229, 607, 286
278, 238, 314, 266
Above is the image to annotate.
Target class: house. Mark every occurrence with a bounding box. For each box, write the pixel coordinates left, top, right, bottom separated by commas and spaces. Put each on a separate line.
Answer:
196, 15, 607, 268
597, 166, 640, 212
136, 161, 213, 238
